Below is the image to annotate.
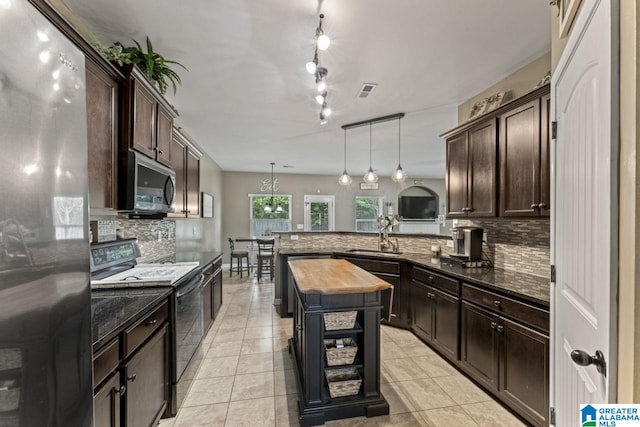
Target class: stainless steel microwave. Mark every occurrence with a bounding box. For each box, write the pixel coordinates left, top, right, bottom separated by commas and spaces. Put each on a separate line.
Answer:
120, 151, 175, 214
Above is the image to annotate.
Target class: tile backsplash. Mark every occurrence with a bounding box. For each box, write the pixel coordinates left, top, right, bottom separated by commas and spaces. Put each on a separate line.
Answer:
115, 216, 176, 263
278, 218, 550, 278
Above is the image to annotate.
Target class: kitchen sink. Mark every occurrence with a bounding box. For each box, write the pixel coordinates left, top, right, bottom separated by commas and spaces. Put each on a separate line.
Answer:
346, 249, 402, 257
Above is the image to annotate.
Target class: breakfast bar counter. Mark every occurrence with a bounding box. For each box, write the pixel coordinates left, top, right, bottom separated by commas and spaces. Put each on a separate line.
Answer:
288, 259, 390, 426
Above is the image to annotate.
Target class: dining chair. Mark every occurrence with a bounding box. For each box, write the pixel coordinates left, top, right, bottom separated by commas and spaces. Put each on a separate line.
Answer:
256, 238, 275, 281
228, 238, 250, 278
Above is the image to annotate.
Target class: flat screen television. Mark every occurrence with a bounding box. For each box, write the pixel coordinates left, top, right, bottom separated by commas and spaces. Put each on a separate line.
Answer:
398, 196, 437, 220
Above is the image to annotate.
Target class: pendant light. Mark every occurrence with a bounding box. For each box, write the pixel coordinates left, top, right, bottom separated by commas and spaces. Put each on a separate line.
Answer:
391, 116, 408, 183
264, 162, 276, 213
338, 129, 352, 186
363, 122, 378, 183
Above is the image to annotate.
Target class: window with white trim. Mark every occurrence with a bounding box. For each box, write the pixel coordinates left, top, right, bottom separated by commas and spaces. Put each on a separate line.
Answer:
355, 196, 383, 232
249, 194, 292, 236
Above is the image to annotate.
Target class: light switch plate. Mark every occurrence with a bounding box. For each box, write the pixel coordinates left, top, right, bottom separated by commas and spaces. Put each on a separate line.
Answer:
446, 240, 454, 248
296, 224, 304, 230
290, 235, 299, 240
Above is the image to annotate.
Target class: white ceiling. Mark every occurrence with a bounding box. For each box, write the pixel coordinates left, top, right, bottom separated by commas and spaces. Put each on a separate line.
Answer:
61, 0, 550, 178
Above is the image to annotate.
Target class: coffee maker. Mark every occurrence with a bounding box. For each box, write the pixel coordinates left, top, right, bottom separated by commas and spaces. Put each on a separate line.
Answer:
451, 227, 483, 261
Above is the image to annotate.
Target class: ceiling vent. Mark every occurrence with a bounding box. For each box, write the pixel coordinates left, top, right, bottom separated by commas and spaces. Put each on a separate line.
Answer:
357, 83, 377, 98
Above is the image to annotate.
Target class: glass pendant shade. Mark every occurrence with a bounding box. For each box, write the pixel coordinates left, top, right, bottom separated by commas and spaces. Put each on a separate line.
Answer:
275, 203, 283, 213
364, 167, 378, 183
264, 202, 272, 213
338, 170, 352, 186
392, 164, 407, 183
391, 117, 407, 183
305, 61, 317, 74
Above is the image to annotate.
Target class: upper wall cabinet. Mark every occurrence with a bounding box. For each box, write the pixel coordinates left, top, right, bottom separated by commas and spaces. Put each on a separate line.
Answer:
445, 119, 498, 218
499, 93, 550, 217
121, 66, 177, 167
86, 59, 120, 211
443, 84, 550, 219
169, 130, 201, 219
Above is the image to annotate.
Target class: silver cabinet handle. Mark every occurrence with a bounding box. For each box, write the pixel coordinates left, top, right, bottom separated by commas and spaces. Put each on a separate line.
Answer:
115, 385, 126, 396
496, 325, 504, 332
490, 322, 497, 329
127, 374, 137, 382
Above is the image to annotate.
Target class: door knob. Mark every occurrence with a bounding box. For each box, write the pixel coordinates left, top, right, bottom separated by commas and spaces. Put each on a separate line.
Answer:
570, 349, 606, 375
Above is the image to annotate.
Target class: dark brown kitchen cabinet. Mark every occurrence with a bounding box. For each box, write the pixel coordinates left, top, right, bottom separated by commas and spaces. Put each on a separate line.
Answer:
203, 274, 214, 332
122, 66, 177, 167
212, 263, 223, 319
123, 323, 169, 427
410, 267, 460, 362
498, 91, 550, 217
86, 60, 119, 211
93, 299, 170, 427
94, 372, 122, 427
170, 130, 200, 218
445, 119, 498, 218
334, 256, 406, 328
460, 284, 549, 427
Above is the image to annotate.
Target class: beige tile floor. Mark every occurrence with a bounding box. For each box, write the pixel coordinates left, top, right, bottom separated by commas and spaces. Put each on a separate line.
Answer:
158, 270, 527, 427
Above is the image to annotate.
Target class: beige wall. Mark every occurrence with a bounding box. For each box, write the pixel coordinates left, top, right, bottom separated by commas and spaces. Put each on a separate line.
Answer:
617, 0, 640, 403
458, 52, 551, 124
221, 171, 446, 255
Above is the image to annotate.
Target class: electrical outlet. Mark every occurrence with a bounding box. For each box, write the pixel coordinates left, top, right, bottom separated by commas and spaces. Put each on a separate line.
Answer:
446, 240, 454, 248
290, 235, 299, 240
483, 231, 488, 243
296, 224, 304, 230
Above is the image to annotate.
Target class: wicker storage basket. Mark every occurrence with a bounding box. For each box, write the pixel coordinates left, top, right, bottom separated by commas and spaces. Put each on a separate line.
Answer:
325, 367, 362, 398
324, 338, 358, 366
323, 311, 357, 330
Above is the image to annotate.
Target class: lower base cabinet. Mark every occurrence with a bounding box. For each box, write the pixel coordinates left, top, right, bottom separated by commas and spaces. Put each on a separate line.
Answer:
461, 301, 549, 426
123, 324, 169, 427
94, 372, 122, 427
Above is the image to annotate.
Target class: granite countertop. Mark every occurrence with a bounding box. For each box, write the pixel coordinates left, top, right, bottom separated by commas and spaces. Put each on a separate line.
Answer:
91, 287, 172, 351
278, 248, 550, 307
151, 250, 223, 266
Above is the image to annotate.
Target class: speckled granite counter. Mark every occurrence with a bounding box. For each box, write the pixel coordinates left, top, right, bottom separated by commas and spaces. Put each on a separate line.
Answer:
91, 287, 172, 351
278, 248, 550, 307
150, 250, 223, 266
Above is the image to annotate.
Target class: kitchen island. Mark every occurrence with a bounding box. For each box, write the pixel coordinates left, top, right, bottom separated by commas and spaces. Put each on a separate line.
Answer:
288, 259, 391, 426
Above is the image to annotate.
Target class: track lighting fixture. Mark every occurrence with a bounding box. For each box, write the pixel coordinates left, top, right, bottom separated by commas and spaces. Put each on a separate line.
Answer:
320, 111, 327, 125
315, 91, 327, 105
315, 14, 331, 51
305, 49, 318, 74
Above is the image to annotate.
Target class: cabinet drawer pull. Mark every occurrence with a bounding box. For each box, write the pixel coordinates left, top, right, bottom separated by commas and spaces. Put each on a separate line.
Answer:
146, 319, 157, 327
127, 374, 137, 382
496, 325, 504, 332
157, 150, 163, 155
467, 207, 473, 212
390, 313, 397, 318
490, 322, 497, 329
493, 300, 501, 307
531, 203, 538, 208
115, 385, 126, 396
428, 276, 434, 282
427, 292, 434, 299
538, 203, 547, 209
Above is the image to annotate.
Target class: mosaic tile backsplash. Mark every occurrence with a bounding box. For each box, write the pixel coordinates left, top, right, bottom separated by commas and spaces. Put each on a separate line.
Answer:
278, 219, 550, 278
116, 216, 176, 263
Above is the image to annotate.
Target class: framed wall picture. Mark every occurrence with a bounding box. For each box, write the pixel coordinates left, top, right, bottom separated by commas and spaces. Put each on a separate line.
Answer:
201, 192, 213, 218
559, 0, 583, 37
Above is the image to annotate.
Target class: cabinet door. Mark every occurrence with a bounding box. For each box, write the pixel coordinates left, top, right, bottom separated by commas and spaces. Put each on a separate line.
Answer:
468, 119, 498, 217
213, 271, 223, 319
186, 149, 200, 218
203, 276, 214, 332
155, 106, 173, 166
460, 302, 499, 391
499, 99, 541, 217
431, 288, 459, 361
169, 134, 187, 217
445, 132, 468, 218
93, 372, 121, 427
131, 79, 157, 158
539, 94, 551, 217
86, 60, 118, 210
375, 274, 400, 325
500, 317, 549, 427
411, 281, 433, 343
123, 324, 168, 427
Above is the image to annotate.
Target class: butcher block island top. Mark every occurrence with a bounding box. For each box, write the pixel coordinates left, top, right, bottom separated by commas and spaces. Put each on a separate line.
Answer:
288, 259, 392, 295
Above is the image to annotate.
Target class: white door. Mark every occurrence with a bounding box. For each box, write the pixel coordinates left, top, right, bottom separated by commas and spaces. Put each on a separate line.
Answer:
304, 195, 335, 231
551, 0, 619, 424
